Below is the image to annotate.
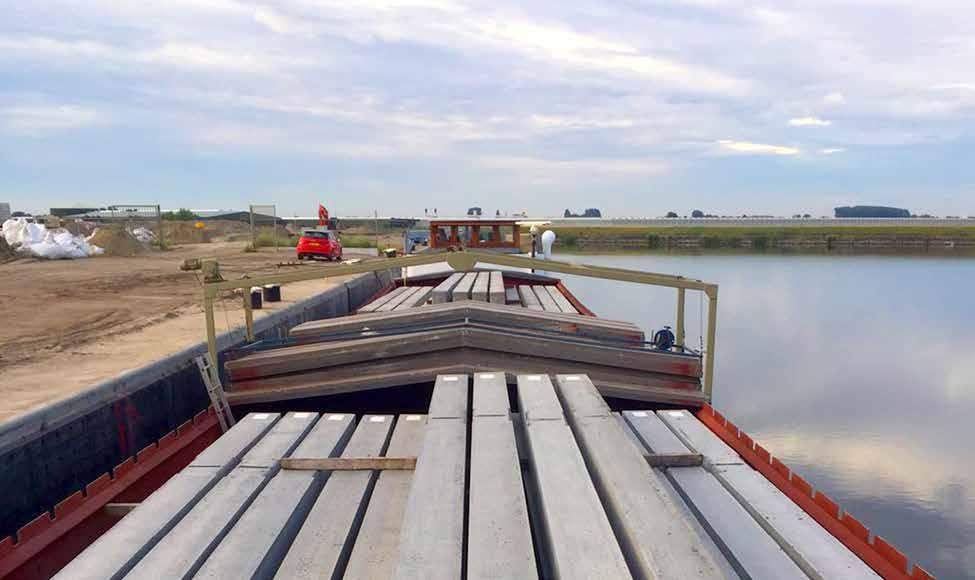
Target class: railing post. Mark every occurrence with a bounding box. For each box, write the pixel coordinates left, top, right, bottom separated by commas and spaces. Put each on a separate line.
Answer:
704, 286, 718, 400
204, 291, 218, 370
676, 287, 686, 349
243, 288, 255, 341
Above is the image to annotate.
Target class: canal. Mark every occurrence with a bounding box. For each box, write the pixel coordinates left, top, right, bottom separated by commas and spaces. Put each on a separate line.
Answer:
557, 252, 975, 579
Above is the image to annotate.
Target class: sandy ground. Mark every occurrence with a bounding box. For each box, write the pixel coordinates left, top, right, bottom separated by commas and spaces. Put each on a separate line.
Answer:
0, 242, 368, 422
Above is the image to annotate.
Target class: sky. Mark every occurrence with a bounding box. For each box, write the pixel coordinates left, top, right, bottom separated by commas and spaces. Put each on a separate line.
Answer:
2, 0, 975, 218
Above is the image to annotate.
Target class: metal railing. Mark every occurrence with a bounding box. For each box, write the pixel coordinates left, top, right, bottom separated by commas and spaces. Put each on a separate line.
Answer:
201, 250, 719, 398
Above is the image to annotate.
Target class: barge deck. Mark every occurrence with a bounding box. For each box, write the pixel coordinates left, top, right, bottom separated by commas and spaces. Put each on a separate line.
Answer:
60, 373, 884, 579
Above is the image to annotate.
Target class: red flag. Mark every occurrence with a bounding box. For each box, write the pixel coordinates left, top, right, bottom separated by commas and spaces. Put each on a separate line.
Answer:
318, 204, 329, 226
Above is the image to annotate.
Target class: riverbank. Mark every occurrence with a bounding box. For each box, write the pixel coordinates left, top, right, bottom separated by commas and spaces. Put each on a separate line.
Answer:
552, 225, 975, 251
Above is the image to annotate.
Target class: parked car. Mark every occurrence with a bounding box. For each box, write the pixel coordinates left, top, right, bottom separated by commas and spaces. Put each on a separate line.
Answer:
296, 229, 342, 260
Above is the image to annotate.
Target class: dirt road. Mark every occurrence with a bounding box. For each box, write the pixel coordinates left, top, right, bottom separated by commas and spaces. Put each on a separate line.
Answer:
0, 242, 364, 422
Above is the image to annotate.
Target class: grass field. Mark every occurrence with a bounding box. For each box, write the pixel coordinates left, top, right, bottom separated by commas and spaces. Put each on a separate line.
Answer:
553, 225, 975, 249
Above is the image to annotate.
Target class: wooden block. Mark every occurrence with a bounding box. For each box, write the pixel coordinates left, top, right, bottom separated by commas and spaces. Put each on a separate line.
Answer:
274, 415, 395, 579
471, 271, 490, 301
451, 272, 477, 302
344, 415, 427, 580
54, 413, 280, 580
393, 381, 468, 580
555, 375, 724, 579
516, 374, 631, 579
431, 272, 464, 304
489, 271, 505, 304
518, 286, 544, 311
280, 457, 416, 471
192, 414, 355, 580
531, 285, 561, 312
645, 453, 704, 468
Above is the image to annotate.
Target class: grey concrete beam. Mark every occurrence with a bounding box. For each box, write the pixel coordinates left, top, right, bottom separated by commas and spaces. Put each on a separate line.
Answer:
274, 414, 394, 579
344, 414, 427, 580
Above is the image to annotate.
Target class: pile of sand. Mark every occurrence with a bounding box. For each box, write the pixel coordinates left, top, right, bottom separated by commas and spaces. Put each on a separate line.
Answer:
164, 221, 212, 244
88, 226, 147, 257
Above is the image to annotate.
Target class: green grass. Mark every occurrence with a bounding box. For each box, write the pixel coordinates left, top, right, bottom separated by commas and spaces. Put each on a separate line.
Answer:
251, 230, 299, 249
555, 225, 975, 241
340, 235, 376, 248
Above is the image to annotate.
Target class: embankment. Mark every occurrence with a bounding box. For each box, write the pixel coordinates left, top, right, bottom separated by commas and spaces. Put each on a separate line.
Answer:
0, 270, 395, 540
553, 226, 975, 251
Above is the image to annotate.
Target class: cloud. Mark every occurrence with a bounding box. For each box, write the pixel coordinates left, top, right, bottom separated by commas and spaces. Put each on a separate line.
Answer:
788, 117, 832, 127
820, 147, 846, 154
823, 92, 846, 105
0, 105, 101, 136
716, 140, 800, 156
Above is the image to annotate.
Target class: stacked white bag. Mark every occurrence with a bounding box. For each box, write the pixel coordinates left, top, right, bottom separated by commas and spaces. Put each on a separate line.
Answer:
2, 218, 104, 259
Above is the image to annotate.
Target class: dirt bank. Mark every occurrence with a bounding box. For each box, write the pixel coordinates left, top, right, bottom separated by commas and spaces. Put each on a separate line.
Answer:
0, 242, 360, 421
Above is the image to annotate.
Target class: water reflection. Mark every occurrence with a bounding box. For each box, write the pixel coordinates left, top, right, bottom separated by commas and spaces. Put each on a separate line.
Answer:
558, 253, 975, 579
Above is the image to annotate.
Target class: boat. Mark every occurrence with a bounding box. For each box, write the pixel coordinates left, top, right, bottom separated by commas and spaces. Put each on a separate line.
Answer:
0, 250, 933, 579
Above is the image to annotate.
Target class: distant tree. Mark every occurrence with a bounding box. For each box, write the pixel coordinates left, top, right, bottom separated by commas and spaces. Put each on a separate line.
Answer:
665, 211, 678, 218
803, 213, 811, 218
835, 205, 910, 218
496, 209, 501, 217
162, 208, 199, 221
565, 208, 602, 218
691, 209, 704, 218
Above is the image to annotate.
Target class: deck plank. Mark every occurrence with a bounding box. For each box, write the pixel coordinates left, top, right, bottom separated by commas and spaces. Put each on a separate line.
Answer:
627, 410, 806, 579
431, 272, 465, 304
193, 413, 355, 579
655, 411, 879, 580
555, 375, 726, 579
471, 272, 490, 302
469, 373, 537, 579
450, 272, 478, 302
53, 413, 281, 580
392, 375, 469, 580
274, 415, 395, 579
531, 285, 561, 312
123, 412, 319, 579
344, 414, 427, 580
359, 286, 409, 313
517, 285, 544, 311
489, 271, 506, 304
289, 300, 645, 342
393, 287, 432, 310
378, 286, 422, 312
516, 374, 631, 580
544, 285, 578, 313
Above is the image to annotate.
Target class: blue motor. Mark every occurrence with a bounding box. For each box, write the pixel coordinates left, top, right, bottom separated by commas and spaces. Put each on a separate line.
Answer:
652, 326, 675, 351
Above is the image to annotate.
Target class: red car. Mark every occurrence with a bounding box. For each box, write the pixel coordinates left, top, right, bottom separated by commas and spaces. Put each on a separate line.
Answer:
296, 229, 343, 261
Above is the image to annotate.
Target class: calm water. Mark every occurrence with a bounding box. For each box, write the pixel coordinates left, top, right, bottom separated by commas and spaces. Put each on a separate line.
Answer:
555, 253, 975, 579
